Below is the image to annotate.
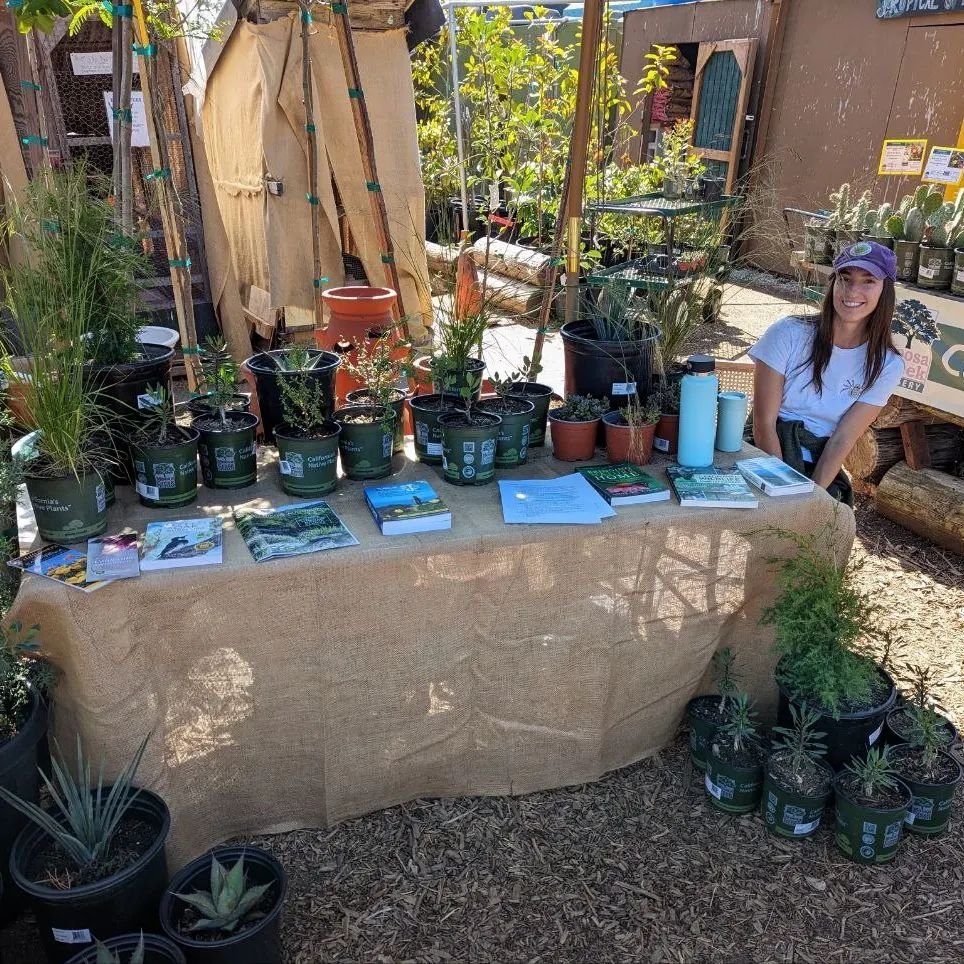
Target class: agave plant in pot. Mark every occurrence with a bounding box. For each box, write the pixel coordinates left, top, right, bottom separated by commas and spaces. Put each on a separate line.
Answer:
274, 356, 341, 497
130, 387, 199, 509
159, 847, 288, 964
704, 692, 766, 815
685, 648, 739, 771
65, 933, 186, 964
438, 375, 502, 486
602, 395, 661, 465
0, 735, 170, 963
475, 370, 536, 469
548, 395, 609, 462
761, 705, 833, 839
886, 666, 962, 837
191, 339, 260, 490
762, 523, 897, 771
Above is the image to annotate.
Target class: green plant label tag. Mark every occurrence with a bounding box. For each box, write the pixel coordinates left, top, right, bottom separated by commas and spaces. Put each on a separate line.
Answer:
52, 928, 91, 944
612, 382, 636, 395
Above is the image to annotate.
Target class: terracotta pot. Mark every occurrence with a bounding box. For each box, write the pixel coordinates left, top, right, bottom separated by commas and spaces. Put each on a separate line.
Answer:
653, 413, 679, 456
549, 414, 600, 461
603, 412, 656, 465
317, 286, 397, 351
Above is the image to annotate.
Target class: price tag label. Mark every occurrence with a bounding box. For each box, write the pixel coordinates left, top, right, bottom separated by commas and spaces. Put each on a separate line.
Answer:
868, 721, 884, 746
426, 442, 443, 456
611, 381, 637, 396
135, 480, 160, 501
52, 928, 92, 944
918, 266, 937, 279
137, 392, 161, 410
704, 774, 723, 800
653, 437, 670, 453
793, 819, 821, 835
279, 460, 292, 475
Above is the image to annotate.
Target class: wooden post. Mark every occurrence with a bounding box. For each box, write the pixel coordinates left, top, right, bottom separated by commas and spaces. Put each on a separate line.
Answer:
329, 0, 410, 337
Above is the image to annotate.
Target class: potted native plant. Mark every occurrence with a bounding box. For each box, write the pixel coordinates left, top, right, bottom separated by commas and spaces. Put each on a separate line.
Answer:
834, 747, 911, 864
333, 402, 395, 481
686, 648, 739, 771
65, 933, 186, 964
602, 395, 660, 465
275, 351, 341, 497
506, 375, 553, 448
886, 666, 962, 837
704, 693, 766, 815
130, 386, 199, 509
159, 847, 287, 964
191, 339, 259, 490
886, 664, 957, 750
917, 189, 960, 290
408, 392, 461, 465
548, 395, 609, 462
762, 523, 897, 771
476, 371, 536, 469
418, 299, 487, 402
438, 375, 502, 486
761, 705, 833, 840
652, 381, 681, 456
0, 735, 170, 963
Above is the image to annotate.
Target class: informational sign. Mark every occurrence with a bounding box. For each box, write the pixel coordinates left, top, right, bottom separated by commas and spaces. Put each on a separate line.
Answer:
103, 90, 149, 148
921, 145, 964, 187
877, 0, 964, 18
71, 51, 138, 75
891, 286, 964, 418
877, 138, 927, 176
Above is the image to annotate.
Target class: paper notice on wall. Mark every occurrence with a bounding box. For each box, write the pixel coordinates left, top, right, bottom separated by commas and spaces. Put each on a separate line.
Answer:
876, 138, 927, 176
921, 146, 964, 187
103, 90, 150, 148
71, 51, 138, 75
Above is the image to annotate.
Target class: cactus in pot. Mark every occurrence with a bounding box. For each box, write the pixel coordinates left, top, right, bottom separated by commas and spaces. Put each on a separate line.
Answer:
918, 194, 957, 290
864, 202, 894, 248
888, 192, 928, 282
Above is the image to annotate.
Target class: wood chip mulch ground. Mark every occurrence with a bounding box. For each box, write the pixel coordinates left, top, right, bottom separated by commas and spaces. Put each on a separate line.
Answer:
2, 498, 963, 963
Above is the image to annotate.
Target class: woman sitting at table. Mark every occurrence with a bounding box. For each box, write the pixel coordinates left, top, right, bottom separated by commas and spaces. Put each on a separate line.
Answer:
749, 240, 905, 506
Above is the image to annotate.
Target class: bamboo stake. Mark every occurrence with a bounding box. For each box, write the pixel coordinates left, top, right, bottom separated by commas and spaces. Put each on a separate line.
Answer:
328, 0, 410, 337
118, 12, 133, 236
298, 0, 325, 331
111, 16, 122, 220
131, 0, 200, 389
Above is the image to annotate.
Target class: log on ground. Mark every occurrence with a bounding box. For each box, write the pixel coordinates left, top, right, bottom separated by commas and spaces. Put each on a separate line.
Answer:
471, 238, 554, 286
845, 423, 961, 483
876, 462, 964, 555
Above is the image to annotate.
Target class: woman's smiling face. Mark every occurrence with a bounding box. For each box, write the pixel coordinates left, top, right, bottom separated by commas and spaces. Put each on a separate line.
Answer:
833, 267, 884, 324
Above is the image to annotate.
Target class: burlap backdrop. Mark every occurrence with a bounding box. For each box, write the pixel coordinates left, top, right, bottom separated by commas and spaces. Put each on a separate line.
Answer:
10, 445, 854, 864
197, 18, 432, 342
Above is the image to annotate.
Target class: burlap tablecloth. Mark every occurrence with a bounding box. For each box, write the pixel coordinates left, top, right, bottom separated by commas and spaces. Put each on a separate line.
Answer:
10, 444, 853, 864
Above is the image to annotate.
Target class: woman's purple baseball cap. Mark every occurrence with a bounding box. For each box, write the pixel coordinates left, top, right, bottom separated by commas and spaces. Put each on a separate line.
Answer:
832, 240, 897, 281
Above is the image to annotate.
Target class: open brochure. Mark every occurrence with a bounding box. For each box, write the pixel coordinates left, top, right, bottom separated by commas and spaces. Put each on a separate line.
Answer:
235, 500, 359, 563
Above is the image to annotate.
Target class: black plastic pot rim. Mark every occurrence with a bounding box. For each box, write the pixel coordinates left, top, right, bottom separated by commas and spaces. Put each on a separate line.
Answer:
776, 660, 897, 721
10, 787, 171, 902
408, 393, 461, 411
135, 425, 200, 450
65, 933, 186, 963
23, 464, 106, 485
86, 344, 175, 378
709, 752, 764, 777
160, 846, 287, 950
476, 397, 535, 417
244, 349, 340, 375
890, 748, 964, 790
191, 411, 260, 433
560, 319, 660, 351
832, 773, 912, 813
508, 381, 554, 397
274, 422, 340, 442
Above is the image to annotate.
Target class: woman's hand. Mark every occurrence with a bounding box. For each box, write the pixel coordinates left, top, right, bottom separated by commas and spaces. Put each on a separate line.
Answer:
751, 360, 785, 459
812, 400, 883, 489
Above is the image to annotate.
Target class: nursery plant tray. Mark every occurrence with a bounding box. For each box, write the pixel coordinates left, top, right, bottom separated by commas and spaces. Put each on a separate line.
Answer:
586, 193, 741, 219
588, 258, 704, 290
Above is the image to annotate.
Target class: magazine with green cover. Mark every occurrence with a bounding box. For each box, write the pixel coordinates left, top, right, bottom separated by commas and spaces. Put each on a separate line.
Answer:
234, 500, 359, 563
666, 465, 759, 509
575, 463, 671, 505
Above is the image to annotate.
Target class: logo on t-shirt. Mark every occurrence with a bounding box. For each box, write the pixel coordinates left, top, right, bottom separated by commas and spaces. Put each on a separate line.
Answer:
842, 377, 865, 399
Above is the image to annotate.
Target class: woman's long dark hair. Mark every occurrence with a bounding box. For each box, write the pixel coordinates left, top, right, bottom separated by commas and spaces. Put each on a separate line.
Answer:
804, 274, 898, 395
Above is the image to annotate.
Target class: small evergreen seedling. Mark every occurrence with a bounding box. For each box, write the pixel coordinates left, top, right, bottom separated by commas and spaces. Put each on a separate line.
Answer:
193, 337, 240, 430
902, 665, 948, 780
175, 854, 273, 934
717, 692, 760, 758
712, 647, 739, 715
844, 746, 899, 801
771, 705, 827, 787
279, 371, 331, 437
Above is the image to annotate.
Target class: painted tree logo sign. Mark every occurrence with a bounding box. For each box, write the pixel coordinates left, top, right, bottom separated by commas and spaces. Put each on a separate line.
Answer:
891, 297, 964, 413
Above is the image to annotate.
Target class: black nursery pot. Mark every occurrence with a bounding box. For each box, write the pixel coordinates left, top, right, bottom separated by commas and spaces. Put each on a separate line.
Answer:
776, 660, 897, 771
685, 695, 724, 771
65, 933, 186, 964
0, 686, 48, 922
159, 846, 287, 964
10, 789, 171, 964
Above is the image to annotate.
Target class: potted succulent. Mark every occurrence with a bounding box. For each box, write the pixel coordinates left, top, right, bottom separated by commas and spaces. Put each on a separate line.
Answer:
886, 665, 957, 749
65, 933, 186, 964
917, 191, 962, 291
0, 735, 170, 963
548, 395, 609, 462
191, 339, 260, 490
476, 371, 536, 469
762, 524, 897, 770
333, 403, 395, 481
886, 188, 927, 282
602, 395, 661, 465
159, 847, 287, 964
0, 621, 52, 918
130, 386, 199, 509
704, 693, 766, 815
761, 705, 833, 840
860, 202, 895, 250
834, 747, 911, 864
244, 346, 339, 444
685, 648, 739, 771
438, 376, 502, 486
274, 358, 341, 497
887, 666, 962, 837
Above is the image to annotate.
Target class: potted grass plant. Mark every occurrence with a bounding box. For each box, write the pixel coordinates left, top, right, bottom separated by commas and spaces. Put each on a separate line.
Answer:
834, 747, 911, 864
65, 933, 186, 964
130, 386, 199, 509
191, 339, 259, 489
762, 523, 897, 770
602, 395, 660, 465
762, 706, 833, 840
686, 648, 739, 771
438, 375, 502, 486
159, 847, 287, 964
704, 693, 766, 815
476, 371, 536, 469
0, 735, 169, 963
275, 361, 341, 497
548, 395, 609, 462
419, 299, 488, 402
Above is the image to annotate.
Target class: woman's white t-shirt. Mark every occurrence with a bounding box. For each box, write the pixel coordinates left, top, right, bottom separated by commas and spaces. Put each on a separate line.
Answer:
748, 316, 905, 438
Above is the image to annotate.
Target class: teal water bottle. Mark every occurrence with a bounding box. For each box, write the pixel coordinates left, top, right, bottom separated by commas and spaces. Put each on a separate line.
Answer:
678, 355, 719, 467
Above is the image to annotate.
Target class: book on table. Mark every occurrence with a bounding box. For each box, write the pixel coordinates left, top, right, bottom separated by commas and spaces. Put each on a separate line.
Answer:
575, 463, 671, 505
234, 500, 359, 562
364, 481, 452, 535
86, 532, 141, 581
736, 456, 815, 497
666, 465, 759, 509
140, 518, 223, 571
7, 543, 113, 592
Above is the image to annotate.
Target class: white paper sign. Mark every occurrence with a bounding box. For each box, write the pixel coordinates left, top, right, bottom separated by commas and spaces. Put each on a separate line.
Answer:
922, 146, 964, 187
72, 51, 138, 75
103, 90, 150, 148
52, 927, 92, 944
